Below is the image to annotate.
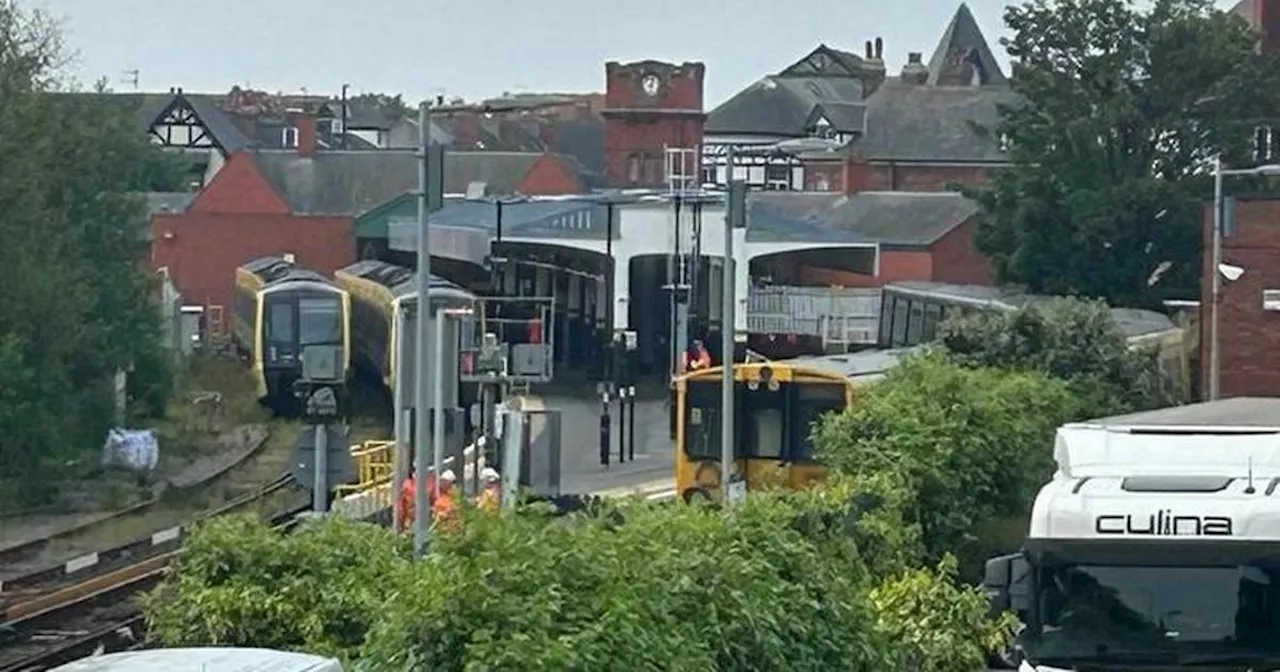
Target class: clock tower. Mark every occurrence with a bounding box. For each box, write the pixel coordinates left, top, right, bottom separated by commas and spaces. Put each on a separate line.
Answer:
602, 60, 706, 189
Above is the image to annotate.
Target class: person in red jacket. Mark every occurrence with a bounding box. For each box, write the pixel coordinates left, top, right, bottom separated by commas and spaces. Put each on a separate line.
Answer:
684, 339, 712, 373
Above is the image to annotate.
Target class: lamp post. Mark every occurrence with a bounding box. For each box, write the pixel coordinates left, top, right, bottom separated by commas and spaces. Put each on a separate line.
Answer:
1209, 158, 1280, 401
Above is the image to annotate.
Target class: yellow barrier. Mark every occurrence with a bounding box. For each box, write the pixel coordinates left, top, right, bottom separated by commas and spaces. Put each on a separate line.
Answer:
334, 440, 395, 497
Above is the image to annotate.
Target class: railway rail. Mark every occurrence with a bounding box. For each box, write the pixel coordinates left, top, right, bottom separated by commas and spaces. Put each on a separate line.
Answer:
0, 480, 310, 672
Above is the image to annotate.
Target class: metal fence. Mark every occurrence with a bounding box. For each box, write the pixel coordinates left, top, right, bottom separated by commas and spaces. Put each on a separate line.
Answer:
746, 286, 881, 348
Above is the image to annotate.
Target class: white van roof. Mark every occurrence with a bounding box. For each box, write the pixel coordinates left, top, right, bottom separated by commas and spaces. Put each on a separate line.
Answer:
50, 648, 342, 672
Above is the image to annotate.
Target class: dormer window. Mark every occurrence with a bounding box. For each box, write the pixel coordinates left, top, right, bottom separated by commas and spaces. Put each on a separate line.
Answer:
998, 133, 1011, 152
810, 116, 835, 140
282, 126, 299, 148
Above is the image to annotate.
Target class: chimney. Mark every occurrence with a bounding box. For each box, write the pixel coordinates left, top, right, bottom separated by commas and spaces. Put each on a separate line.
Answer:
861, 37, 887, 96
901, 52, 928, 85
1258, 0, 1280, 53
290, 108, 318, 158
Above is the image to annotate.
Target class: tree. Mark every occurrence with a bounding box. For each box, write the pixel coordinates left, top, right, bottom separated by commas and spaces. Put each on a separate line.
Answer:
814, 353, 1079, 575
970, 0, 1280, 308
145, 492, 1010, 671
0, 0, 184, 505
938, 297, 1178, 415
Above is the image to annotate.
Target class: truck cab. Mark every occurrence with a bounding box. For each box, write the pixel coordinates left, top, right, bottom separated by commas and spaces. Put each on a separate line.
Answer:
985, 398, 1280, 671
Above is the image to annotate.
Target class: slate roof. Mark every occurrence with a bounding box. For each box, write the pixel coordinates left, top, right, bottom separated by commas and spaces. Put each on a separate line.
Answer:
385, 199, 615, 253
851, 78, 1016, 162
926, 3, 1008, 86
705, 74, 864, 136
745, 191, 980, 247
251, 150, 581, 216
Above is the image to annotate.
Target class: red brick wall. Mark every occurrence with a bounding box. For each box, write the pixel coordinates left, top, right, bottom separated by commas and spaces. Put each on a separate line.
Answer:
603, 60, 705, 187
928, 217, 993, 284
1200, 198, 1280, 396
151, 213, 355, 316
189, 152, 290, 215
519, 154, 585, 195
843, 161, 996, 193
760, 250, 934, 287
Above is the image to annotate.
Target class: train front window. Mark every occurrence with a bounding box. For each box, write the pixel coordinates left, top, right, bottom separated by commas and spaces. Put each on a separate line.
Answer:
299, 297, 342, 345
790, 383, 846, 462
684, 379, 724, 460
267, 301, 294, 343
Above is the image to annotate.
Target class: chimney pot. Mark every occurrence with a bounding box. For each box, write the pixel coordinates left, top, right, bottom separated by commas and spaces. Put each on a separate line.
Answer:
874, 37, 883, 60
865, 40, 873, 58
176, 86, 183, 94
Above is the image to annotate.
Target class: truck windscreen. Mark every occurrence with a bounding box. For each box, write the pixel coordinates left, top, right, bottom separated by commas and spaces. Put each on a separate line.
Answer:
1025, 562, 1280, 665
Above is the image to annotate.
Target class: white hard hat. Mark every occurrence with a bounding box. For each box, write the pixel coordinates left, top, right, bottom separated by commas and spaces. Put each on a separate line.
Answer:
481, 467, 500, 482
440, 469, 457, 482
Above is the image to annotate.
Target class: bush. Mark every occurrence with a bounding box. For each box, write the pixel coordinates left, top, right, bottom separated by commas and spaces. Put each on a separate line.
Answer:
144, 487, 1005, 671
938, 297, 1177, 415
142, 515, 409, 660
814, 352, 1077, 573
869, 555, 1018, 672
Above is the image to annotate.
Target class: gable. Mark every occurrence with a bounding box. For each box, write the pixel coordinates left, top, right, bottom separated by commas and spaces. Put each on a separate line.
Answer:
150, 97, 218, 150
780, 45, 862, 79
189, 152, 291, 216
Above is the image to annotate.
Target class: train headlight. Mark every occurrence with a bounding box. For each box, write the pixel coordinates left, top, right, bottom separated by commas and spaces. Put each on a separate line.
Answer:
747, 379, 759, 391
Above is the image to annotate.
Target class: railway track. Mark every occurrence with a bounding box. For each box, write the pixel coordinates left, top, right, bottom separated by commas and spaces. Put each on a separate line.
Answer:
0, 479, 311, 672
0, 425, 273, 575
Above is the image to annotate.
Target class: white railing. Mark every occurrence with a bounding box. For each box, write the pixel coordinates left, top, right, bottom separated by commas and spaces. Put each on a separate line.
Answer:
747, 286, 881, 348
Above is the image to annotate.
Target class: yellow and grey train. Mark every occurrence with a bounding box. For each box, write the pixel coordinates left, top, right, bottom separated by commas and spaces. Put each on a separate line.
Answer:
232, 255, 352, 410
333, 260, 474, 395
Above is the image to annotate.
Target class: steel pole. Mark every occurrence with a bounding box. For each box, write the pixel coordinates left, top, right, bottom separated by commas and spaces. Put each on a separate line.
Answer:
392, 306, 408, 530
1210, 156, 1223, 401
413, 102, 434, 557
313, 422, 328, 512
432, 307, 446, 501
721, 150, 738, 504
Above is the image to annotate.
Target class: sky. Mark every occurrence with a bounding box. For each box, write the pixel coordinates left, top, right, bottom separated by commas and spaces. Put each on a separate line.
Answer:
27, 0, 1245, 108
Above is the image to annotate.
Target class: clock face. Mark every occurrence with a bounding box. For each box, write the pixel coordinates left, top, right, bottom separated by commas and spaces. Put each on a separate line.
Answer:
641, 74, 661, 97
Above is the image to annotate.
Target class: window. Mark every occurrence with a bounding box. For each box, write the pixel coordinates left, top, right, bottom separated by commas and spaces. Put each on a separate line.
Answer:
627, 154, 642, 183
922, 303, 943, 342
299, 297, 342, 345
1027, 563, 1280, 661
905, 300, 925, 345
790, 383, 845, 462
814, 173, 830, 191
266, 301, 295, 345
701, 166, 717, 185
890, 297, 909, 346
752, 408, 785, 459
684, 380, 725, 460
878, 296, 896, 346
282, 126, 299, 148
644, 155, 662, 185
765, 163, 791, 190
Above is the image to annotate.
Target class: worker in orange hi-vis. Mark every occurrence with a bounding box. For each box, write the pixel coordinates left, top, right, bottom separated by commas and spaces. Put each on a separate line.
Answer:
397, 469, 440, 532
476, 467, 502, 512
432, 469, 460, 531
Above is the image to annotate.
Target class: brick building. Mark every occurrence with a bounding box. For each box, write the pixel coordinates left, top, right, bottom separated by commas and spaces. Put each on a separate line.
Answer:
702, 3, 1013, 192
602, 60, 706, 189
149, 114, 592, 329
1201, 198, 1280, 396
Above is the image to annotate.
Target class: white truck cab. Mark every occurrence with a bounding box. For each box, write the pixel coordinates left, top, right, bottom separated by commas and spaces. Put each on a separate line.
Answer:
986, 398, 1280, 671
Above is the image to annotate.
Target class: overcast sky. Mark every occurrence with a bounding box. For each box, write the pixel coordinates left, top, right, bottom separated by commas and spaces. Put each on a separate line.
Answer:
27, 0, 1244, 106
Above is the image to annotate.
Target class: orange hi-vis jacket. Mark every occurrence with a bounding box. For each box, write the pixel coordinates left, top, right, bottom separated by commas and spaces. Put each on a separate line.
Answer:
432, 490, 460, 532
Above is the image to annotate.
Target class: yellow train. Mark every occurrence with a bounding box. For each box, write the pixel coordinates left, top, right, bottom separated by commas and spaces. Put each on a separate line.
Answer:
673, 350, 909, 502
674, 282, 1195, 502
232, 255, 352, 410
333, 260, 474, 395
